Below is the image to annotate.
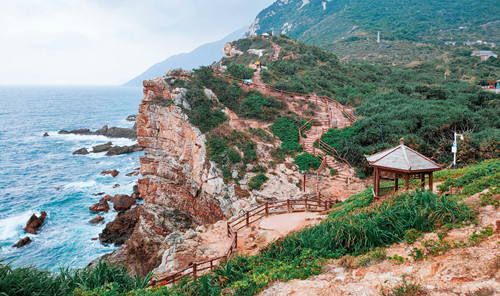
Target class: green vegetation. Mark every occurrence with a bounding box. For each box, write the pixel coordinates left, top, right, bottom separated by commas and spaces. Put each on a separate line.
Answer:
293, 153, 321, 172
226, 63, 254, 80
270, 115, 306, 154
0, 261, 150, 296
252, 0, 499, 52
381, 274, 427, 296
437, 159, 500, 195
206, 131, 258, 180
248, 173, 269, 190
262, 36, 500, 172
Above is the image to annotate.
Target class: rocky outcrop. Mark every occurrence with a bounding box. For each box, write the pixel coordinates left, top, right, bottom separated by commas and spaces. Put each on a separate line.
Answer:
223, 42, 244, 58
105, 144, 142, 156
89, 215, 104, 225
89, 199, 110, 213
24, 212, 47, 234
92, 142, 113, 153
13, 236, 32, 248
101, 169, 119, 177
112, 194, 136, 212
73, 147, 89, 155
99, 206, 143, 245
59, 125, 137, 139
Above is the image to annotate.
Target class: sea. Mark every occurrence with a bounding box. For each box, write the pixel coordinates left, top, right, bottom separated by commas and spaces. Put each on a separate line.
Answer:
0, 86, 144, 271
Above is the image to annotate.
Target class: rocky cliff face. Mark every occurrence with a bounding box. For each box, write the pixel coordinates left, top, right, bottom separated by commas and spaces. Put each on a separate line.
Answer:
102, 75, 234, 275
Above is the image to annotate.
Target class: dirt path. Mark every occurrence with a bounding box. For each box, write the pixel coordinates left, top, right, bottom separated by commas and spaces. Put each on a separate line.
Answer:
234, 212, 325, 256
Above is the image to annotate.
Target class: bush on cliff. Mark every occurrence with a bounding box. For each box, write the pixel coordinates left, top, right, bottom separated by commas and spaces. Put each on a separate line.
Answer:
227, 63, 254, 80
270, 115, 307, 154
293, 153, 322, 172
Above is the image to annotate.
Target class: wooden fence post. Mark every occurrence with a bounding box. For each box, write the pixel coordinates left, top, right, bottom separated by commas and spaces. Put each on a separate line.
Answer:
265, 202, 269, 217
293, 93, 295, 103
281, 90, 283, 101
235, 231, 238, 246
303, 174, 306, 192
246, 212, 250, 227
287, 199, 291, 212
313, 147, 316, 156
315, 96, 318, 106
226, 221, 230, 237
305, 198, 308, 212
210, 260, 213, 271
193, 263, 197, 279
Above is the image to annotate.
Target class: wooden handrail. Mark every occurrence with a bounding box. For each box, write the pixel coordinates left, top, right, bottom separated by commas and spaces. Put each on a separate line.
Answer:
151, 197, 338, 287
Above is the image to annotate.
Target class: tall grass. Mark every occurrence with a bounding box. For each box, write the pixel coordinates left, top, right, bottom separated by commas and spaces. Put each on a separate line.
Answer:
263, 189, 472, 260
0, 261, 150, 296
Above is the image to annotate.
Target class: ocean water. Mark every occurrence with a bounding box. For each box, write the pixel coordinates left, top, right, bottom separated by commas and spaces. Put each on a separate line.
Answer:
0, 86, 144, 271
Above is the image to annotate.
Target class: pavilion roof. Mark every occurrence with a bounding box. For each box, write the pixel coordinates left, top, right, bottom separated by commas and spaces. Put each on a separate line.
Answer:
365, 139, 442, 172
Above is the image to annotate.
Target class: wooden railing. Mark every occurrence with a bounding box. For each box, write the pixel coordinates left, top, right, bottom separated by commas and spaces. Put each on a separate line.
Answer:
150, 197, 338, 287
213, 69, 357, 125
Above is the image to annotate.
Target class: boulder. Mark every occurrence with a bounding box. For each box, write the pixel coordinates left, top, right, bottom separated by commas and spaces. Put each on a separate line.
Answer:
112, 183, 120, 188
131, 184, 141, 200
96, 125, 137, 139
112, 194, 136, 212
73, 147, 89, 155
105, 144, 142, 156
13, 236, 32, 248
92, 142, 113, 153
126, 171, 140, 176
24, 211, 47, 234
89, 215, 104, 225
100, 195, 113, 202
89, 200, 110, 213
43, 133, 49, 137
100, 170, 119, 177
99, 206, 143, 245
126, 115, 137, 122
92, 192, 106, 196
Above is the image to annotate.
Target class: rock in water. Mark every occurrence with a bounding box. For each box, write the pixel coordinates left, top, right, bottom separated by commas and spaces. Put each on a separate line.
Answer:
89, 200, 110, 213
92, 142, 113, 153
105, 144, 142, 156
24, 211, 47, 234
126, 115, 137, 122
99, 206, 143, 245
100, 169, 119, 177
43, 133, 49, 137
112, 194, 136, 212
89, 215, 104, 225
13, 237, 32, 248
73, 147, 89, 155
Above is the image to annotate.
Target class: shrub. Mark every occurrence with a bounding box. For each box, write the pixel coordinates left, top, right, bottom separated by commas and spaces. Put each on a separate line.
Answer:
293, 153, 321, 172
248, 173, 268, 190
270, 115, 306, 154
227, 63, 254, 79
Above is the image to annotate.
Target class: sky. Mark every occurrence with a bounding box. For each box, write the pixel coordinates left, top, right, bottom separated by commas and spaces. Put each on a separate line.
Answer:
0, 0, 275, 85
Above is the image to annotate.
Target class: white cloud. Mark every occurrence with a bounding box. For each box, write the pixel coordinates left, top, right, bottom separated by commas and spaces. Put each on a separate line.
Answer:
0, 0, 275, 85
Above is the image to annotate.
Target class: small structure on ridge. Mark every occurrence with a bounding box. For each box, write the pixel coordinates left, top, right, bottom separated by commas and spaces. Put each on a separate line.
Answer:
365, 138, 442, 199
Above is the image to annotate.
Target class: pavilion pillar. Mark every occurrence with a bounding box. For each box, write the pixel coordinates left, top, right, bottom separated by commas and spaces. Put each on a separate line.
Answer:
429, 172, 433, 191
420, 173, 425, 188
404, 173, 410, 190
394, 175, 398, 191
375, 168, 380, 197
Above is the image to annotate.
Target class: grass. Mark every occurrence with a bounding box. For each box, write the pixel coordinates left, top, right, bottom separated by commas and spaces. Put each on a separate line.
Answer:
0, 261, 150, 296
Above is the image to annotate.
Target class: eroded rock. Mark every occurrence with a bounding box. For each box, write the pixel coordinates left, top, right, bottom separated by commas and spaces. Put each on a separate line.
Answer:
92, 142, 113, 153
73, 147, 89, 155
24, 212, 47, 234
89, 199, 110, 213
101, 169, 119, 177
112, 194, 136, 212
13, 236, 32, 248
89, 215, 104, 225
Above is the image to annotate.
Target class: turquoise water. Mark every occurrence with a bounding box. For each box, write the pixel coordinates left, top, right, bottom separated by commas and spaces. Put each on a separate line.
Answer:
0, 86, 143, 270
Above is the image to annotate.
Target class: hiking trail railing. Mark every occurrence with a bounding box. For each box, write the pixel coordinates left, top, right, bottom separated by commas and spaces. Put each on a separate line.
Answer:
150, 197, 338, 287
213, 69, 357, 125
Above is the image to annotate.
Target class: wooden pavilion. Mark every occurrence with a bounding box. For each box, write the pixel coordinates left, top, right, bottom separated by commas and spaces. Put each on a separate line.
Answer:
365, 138, 442, 198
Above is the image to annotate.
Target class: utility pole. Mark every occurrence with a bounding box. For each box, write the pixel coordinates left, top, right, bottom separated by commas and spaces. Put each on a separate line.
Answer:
452, 133, 464, 169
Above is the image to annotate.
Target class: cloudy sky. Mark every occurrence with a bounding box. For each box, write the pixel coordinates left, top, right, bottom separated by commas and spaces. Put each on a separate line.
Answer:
0, 0, 274, 85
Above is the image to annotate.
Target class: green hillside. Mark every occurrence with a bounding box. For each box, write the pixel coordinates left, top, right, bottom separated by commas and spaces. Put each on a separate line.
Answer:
247, 0, 500, 61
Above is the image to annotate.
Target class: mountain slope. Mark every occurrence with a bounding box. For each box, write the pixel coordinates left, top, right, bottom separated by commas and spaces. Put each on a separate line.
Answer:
246, 0, 499, 47
124, 27, 246, 86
